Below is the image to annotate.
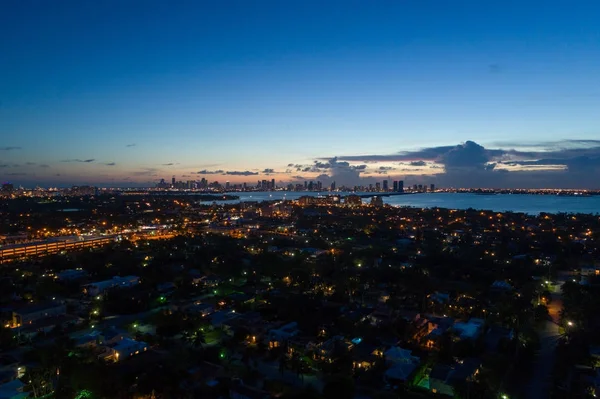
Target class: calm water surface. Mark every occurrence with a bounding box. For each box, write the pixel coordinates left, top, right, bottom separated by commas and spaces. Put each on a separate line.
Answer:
207, 192, 600, 215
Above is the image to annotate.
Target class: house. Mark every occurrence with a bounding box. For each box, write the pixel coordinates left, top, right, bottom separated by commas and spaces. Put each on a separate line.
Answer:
314, 336, 353, 362
368, 305, 395, 326
82, 276, 140, 296
267, 322, 299, 349
383, 346, 421, 384
18, 314, 81, 340
105, 338, 148, 362
55, 268, 88, 281
352, 343, 384, 370
183, 302, 214, 317
210, 311, 238, 329
383, 346, 421, 383
11, 301, 66, 327
429, 358, 481, 397
453, 318, 485, 341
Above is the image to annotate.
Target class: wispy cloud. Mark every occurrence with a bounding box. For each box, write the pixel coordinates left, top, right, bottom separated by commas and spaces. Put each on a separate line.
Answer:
224, 170, 259, 176
195, 170, 224, 175
104, 162, 116, 166
61, 159, 95, 163
126, 143, 136, 147
0, 146, 21, 151
132, 167, 159, 176
162, 163, 179, 166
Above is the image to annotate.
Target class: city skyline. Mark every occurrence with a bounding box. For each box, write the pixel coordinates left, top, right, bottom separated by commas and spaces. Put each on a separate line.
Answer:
2, 1, 600, 188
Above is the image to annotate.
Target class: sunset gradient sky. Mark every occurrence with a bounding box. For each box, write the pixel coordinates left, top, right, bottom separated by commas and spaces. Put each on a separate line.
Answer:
2, 1, 600, 188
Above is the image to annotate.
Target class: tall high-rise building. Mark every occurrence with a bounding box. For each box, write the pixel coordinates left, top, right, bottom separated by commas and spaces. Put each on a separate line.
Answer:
316, 181, 322, 191
393, 181, 398, 192
225, 181, 230, 190
271, 178, 276, 190
375, 182, 381, 191
330, 181, 336, 191
430, 184, 435, 192
413, 184, 418, 191
304, 181, 308, 190
398, 180, 404, 192
382, 180, 389, 192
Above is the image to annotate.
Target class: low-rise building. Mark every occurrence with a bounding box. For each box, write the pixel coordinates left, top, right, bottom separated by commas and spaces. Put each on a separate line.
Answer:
82, 275, 140, 296
11, 301, 66, 327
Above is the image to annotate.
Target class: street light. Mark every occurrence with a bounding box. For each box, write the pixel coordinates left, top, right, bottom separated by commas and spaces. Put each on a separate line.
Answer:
567, 321, 574, 327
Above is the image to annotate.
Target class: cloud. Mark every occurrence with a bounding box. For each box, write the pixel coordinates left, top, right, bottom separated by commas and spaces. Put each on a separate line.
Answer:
441, 140, 493, 169
262, 168, 275, 175
0, 146, 21, 151
6, 172, 27, 176
126, 143, 136, 147
132, 167, 159, 176
104, 162, 116, 166
317, 139, 600, 188
193, 169, 259, 176
161, 163, 179, 166
224, 170, 259, 176
61, 159, 95, 163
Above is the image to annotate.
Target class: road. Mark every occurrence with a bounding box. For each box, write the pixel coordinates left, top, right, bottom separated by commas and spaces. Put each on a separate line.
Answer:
254, 360, 324, 392
526, 276, 565, 399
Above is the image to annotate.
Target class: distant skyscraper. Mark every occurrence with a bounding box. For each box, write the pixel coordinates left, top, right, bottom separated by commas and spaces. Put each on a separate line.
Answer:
413, 184, 418, 191
304, 181, 308, 190
382, 180, 389, 192
430, 184, 435, 192
398, 180, 404, 192
316, 181, 322, 191
331, 181, 336, 191
225, 181, 230, 190
393, 181, 398, 192
308, 181, 314, 191
271, 178, 275, 190
375, 182, 381, 191
171, 176, 176, 186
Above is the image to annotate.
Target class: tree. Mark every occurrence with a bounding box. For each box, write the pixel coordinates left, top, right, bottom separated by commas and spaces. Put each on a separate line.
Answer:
322, 375, 355, 399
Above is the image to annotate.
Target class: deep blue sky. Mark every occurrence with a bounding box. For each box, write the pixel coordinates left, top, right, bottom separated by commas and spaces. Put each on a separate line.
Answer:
1, 1, 600, 187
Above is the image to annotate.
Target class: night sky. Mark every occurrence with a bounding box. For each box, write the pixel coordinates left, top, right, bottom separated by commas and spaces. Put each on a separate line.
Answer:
1, 1, 600, 188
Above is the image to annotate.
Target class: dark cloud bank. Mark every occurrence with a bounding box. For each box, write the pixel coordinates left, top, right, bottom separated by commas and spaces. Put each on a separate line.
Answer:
312, 140, 600, 189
